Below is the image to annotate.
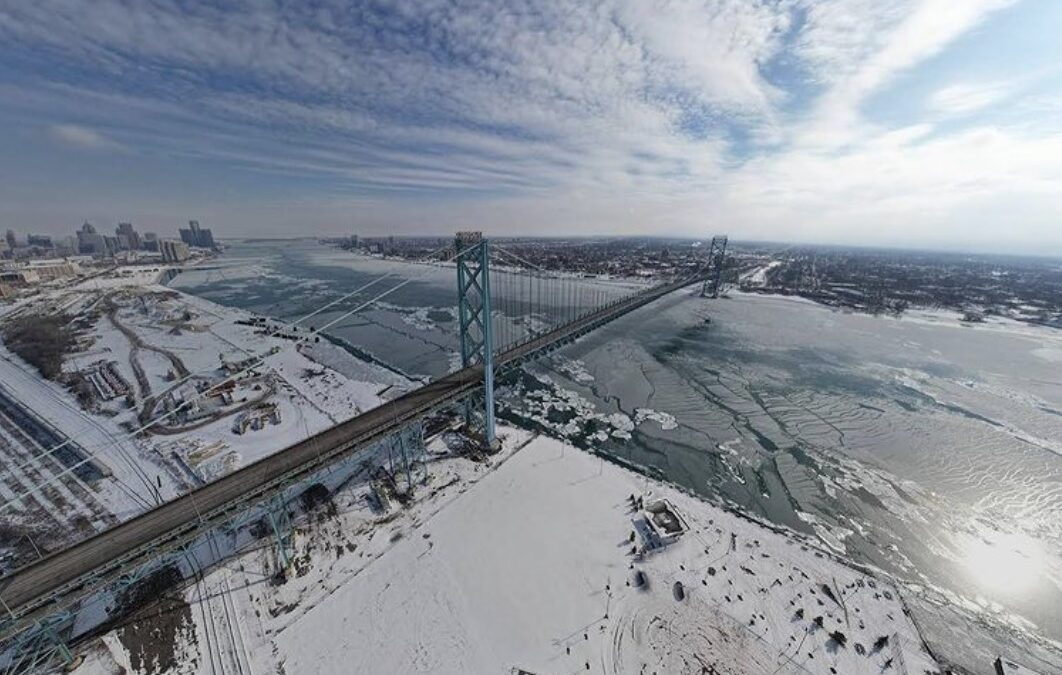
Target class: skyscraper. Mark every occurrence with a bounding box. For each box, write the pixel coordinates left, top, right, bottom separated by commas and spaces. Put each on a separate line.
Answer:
4, 229, 15, 250
178, 220, 216, 250
26, 234, 53, 249
77, 222, 107, 255
160, 239, 190, 262
116, 222, 141, 251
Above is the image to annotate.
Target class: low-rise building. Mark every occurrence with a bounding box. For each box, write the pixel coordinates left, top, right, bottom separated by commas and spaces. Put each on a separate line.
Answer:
631, 498, 688, 553
23, 258, 81, 281
0, 269, 41, 286
232, 402, 281, 434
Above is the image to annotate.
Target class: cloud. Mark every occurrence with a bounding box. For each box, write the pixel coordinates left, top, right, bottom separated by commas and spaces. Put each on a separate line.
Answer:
3, 0, 774, 194
719, 126, 1062, 244
0, 0, 1059, 254
929, 82, 1012, 116
47, 123, 118, 149
794, 0, 1018, 148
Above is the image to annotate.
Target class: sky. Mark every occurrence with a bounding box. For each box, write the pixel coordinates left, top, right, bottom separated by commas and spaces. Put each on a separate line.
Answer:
0, 0, 1061, 254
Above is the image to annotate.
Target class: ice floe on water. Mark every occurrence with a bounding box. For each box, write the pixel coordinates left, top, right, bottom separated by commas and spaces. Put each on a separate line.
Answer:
556, 357, 595, 382
606, 412, 634, 438
634, 407, 678, 430
503, 371, 685, 446
373, 301, 455, 333
796, 511, 854, 555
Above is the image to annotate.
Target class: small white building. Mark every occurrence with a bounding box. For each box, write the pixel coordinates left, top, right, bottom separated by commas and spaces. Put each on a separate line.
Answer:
631, 498, 688, 553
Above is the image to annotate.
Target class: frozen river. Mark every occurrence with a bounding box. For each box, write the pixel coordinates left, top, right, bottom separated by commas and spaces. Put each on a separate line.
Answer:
172, 240, 1062, 673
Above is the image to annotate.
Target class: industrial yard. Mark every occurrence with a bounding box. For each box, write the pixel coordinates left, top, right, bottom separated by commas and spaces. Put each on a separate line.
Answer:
0, 265, 409, 573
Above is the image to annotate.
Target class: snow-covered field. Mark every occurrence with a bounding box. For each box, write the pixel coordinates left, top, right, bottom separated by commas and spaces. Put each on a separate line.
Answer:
73, 429, 941, 675
740, 261, 782, 287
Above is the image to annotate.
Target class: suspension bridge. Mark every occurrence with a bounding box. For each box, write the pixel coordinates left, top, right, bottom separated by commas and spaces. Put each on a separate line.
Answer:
0, 232, 727, 672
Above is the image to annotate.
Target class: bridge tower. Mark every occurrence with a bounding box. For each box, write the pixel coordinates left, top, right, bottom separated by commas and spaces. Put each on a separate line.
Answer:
455, 231, 497, 448
701, 235, 728, 298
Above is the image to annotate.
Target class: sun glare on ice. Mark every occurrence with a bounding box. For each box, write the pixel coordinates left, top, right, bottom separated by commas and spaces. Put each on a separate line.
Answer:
960, 531, 1046, 596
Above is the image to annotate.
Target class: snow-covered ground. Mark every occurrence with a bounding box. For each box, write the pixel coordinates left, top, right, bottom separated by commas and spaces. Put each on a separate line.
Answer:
0, 267, 410, 570
73, 429, 942, 675
740, 261, 782, 287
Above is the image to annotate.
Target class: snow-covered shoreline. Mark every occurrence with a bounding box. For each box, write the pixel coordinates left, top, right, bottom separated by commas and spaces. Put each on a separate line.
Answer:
732, 288, 1062, 339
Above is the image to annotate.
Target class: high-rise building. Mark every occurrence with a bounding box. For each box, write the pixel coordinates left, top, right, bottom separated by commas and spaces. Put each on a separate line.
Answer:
54, 236, 77, 257
26, 234, 53, 249
4, 229, 15, 250
116, 222, 141, 251
77, 222, 107, 256
142, 231, 159, 252
160, 239, 190, 262
192, 220, 215, 249
102, 236, 119, 257
178, 219, 216, 250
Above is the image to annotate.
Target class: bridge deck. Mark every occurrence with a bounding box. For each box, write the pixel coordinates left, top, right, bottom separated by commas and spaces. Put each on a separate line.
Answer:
0, 276, 697, 634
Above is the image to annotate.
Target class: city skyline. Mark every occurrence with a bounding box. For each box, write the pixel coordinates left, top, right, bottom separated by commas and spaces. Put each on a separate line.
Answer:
1, 218, 212, 262
1, 1, 1061, 255
6, 223, 1062, 262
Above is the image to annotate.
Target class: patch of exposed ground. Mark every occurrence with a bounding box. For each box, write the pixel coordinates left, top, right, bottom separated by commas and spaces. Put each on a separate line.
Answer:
114, 566, 197, 674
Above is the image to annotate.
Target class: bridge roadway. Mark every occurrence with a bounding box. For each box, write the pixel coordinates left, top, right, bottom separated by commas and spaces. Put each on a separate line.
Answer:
0, 274, 702, 636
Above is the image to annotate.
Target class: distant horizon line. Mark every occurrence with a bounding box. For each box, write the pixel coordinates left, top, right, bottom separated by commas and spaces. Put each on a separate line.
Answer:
217, 234, 1062, 263
6, 227, 1060, 262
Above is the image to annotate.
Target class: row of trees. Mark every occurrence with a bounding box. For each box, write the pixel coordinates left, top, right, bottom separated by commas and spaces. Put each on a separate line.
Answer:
1, 314, 75, 380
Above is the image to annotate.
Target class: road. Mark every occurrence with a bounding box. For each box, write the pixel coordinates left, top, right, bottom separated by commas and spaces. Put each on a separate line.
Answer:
0, 276, 700, 635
